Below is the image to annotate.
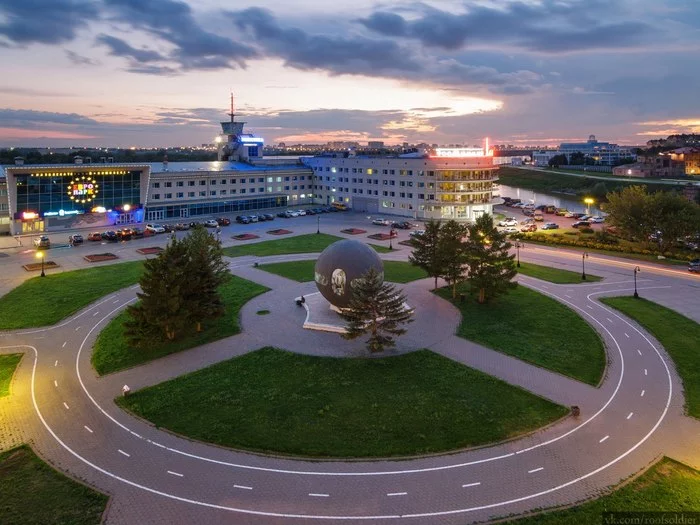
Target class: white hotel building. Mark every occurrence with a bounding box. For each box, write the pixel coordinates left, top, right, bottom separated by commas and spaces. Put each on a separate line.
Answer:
304, 147, 499, 221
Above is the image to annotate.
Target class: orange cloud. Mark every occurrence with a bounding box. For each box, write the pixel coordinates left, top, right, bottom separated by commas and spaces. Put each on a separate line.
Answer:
0, 127, 98, 140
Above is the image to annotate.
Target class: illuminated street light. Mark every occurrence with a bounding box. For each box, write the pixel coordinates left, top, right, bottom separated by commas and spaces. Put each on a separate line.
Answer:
35, 251, 46, 277
514, 241, 523, 268
584, 197, 595, 216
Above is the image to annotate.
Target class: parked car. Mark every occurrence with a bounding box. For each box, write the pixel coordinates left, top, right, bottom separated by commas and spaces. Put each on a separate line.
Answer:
175, 223, 190, 230
304, 209, 316, 215
249, 215, 259, 222
204, 219, 219, 228
101, 230, 119, 242
541, 222, 559, 230
571, 213, 587, 219
87, 232, 102, 242
276, 212, 288, 218
313, 208, 326, 214
117, 228, 133, 240
391, 221, 414, 230
297, 210, 307, 216
236, 215, 249, 223
68, 233, 84, 245
131, 228, 145, 239
545, 205, 557, 214
33, 235, 51, 248
589, 216, 605, 223
216, 217, 231, 226
520, 224, 538, 232
498, 218, 518, 227
555, 208, 569, 216
261, 213, 275, 221
145, 223, 165, 233
564, 211, 577, 218
188, 221, 203, 228
372, 218, 391, 226
533, 211, 544, 221
504, 226, 519, 233
410, 230, 425, 237
689, 259, 700, 273
285, 210, 299, 218
572, 221, 591, 228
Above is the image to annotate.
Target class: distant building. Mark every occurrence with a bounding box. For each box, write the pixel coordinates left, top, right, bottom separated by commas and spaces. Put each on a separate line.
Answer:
558, 135, 636, 166
367, 141, 385, 149
532, 150, 560, 166
612, 152, 685, 178
667, 147, 700, 176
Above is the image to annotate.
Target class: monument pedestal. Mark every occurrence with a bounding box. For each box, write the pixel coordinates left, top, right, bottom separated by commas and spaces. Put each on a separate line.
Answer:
301, 292, 348, 333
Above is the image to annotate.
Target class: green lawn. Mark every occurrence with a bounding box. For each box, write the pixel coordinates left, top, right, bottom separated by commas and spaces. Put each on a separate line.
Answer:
92, 274, 268, 375
512, 457, 700, 524
222, 233, 391, 257
517, 261, 602, 284
0, 445, 108, 525
601, 297, 700, 418
0, 354, 22, 397
437, 285, 605, 385
0, 261, 144, 329
118, 348, 567, 458
259, 259, 428, 283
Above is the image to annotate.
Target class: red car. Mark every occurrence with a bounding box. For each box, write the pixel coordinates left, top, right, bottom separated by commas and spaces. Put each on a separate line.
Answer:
520, 224, 537, 232
87, 232, 102, 241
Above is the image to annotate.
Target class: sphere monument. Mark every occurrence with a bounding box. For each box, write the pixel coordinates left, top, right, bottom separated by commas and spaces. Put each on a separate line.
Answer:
314, 239, 384, 309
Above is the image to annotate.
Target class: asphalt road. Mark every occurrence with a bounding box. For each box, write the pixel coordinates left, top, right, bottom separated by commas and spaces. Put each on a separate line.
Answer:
1, 213, 699, 524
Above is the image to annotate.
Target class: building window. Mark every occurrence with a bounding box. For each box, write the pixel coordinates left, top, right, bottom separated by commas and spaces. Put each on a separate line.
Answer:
152, 194, 160, 199
221, 179, 226, 184
200, 180, 206, 186
165, 181, 172, 187
188, 192, 195, 197
165, 193, 172, 199
189, 181, 195, 186
152, 182, 160, 188
199, 191, 206, 196
241, 189, 246, 194
176, 181, 184, 187
211, 180, 216, 186
221, 190, 227, 195
230, 179, 237, 184
210, 191, 216, 196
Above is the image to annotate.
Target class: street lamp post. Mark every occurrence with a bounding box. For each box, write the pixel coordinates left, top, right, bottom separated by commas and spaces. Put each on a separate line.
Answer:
36, 251, 45, 277
316, 215, 320, 235
389, 228, 394, 250
581, 252, 589, 280
584, 197, 595, 216
634, 266, 641, 298
515, 241, 523, 268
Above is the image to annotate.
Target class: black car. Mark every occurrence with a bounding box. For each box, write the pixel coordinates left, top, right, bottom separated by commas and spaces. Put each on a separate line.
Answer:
116, 228, 133, 240
313, 208, 326, 214
572, 221, 591, 228
237, 216, 251, 224
68, 234, 83, 245
391, 221, 414, 230
262, 213, 275, 221
277, 212, 288, 218
305, 209, 316, 215
189, 221, 203, 228
163, 224, 176, 233
689, 259, 700, 273
101, 230, 118, 242
131, 228, 145, 239
216, 217, 231, 226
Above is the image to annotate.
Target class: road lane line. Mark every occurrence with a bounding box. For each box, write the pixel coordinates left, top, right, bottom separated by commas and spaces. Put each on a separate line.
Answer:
63, 402, 70, 410
387, 492, 407, 497
84, 425, 93, 433
309, 493, 329, 497
75, 327, 81, 331
586, 305, 593, 309
233, 485, 253, 490
118, 449, 131, 457
54, 380, 58, 387
641, 390, 645, 397
93, 311, 99, 317
624, 333, 630, 338
54, 360, 58, 367
644, 368, 648, 376
565, 294, 572, 299
167, 471, 184, 477
113, 300, 120, 304
528, 467, 544, 474
606, 318, 614, 324
627, 412, 634, 420
462, 482, 481, 488
599, 435, 609, 443
62, 341, 67, 348
637, 349, 642, 356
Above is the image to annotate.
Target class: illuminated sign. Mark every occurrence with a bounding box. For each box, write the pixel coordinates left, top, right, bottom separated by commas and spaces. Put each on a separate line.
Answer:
239, 136, 264, 144
432, 148, 487, 158
67, 175, 99, 204
22, 211, 38, 220
44, 210, 82, 217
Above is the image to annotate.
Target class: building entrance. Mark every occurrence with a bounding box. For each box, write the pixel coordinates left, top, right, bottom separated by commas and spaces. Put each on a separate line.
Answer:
147, 210, 165, 221
21, 220, 44, 234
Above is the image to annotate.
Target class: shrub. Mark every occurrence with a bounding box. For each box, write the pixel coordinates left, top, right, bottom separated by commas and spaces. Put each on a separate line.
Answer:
580, 227, 595, 234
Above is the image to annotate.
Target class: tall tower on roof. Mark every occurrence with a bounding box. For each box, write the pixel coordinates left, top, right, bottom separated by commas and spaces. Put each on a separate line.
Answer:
219, 93, 264, 163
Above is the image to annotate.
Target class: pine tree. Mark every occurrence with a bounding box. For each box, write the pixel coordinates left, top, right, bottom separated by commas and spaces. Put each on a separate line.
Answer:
438, 220, 468, 299
339, 267, 414, 353
183, 226, 229, 332
408, 220, 445, 290
464, 214, 517, 304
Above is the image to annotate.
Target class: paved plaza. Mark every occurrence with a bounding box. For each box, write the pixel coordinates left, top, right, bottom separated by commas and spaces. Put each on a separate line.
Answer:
1, 211, 699, 524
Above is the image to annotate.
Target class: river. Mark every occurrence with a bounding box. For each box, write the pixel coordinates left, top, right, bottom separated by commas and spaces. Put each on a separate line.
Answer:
498, 184, 605, 216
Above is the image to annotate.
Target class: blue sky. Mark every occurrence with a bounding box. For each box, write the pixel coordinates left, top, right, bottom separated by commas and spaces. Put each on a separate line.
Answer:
0, 0, 698, 147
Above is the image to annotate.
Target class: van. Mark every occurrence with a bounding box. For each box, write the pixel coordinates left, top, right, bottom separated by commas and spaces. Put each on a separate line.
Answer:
533, 211, 544, 221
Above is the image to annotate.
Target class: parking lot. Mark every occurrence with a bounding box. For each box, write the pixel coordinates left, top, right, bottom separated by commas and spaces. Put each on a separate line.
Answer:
494, 203, 607, 234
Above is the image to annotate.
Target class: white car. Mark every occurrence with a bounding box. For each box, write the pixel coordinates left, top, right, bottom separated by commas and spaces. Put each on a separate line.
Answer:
297, 210, 306, 216
503, 226, 519, 233
287, 210, 300, 217
204, 219, 219, 228
564, 212, 576, 218
372, 218, 390, 226
145, 223, 165, 233
498, 219, 518, 227
590, 216, 605, 223
410, 230, 425, 237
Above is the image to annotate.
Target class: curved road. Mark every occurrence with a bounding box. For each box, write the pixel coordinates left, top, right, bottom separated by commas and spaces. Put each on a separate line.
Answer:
1, 226, 699, 524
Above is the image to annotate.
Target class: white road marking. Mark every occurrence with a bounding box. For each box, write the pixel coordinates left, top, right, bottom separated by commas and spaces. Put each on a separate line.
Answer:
606, 318, 614, 324
637, 349, 642, 356
644, 368, 648, 376
54, 380, 58, 388
528, 467, 544, 474
309, 493, 329, 498
62, 341, 67, 348
599, 435, 609, 443
93, 311, 99, 317
63, 402, 70, 410
75, 326, 81, 331
113, 300, 120, 304
462, 482, 481, 488
565, 294, 572, 299
118, 449, 131, 457
54, 360, 58, 367
233, 485, 253, 490
84, 425, 93, 433
624, 333, 630, 338
586, 305, 594, 310
387, 492, 407, 497
167, 471, 184, 477
641, 390, 645, 397
627, 412, 634, 420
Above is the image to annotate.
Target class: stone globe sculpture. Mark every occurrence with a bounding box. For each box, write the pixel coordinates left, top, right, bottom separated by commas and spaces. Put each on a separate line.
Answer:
314, 239, 384, 309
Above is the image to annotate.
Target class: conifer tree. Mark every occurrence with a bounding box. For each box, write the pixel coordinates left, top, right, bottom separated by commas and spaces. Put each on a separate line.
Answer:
339, 267, 414, 353
439, 220, 469, 299
408, 220, 445, 290
464, 214, 517, 304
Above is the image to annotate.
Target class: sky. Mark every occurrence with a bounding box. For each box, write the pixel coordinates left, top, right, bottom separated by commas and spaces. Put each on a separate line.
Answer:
0, 0, 699, 148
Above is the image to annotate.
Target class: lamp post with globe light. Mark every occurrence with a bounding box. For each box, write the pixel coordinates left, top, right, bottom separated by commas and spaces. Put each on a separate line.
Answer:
634, 266, 641, 298
584, 197, 595, 216
317, 215, 320, 234
36, 251, 46, 277
581, 252, 589, 280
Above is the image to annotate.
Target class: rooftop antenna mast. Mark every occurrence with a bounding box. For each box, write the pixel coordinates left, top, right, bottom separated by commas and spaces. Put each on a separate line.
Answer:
229, 91, 235, 123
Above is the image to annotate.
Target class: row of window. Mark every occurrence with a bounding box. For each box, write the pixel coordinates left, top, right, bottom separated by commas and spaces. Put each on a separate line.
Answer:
313, 166, 495, 177
151, 175, 307, 189
150, 185, 309, 200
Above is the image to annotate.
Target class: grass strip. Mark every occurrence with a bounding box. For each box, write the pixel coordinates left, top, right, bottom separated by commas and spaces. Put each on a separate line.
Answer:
259, 259, 428, 283
0, 445, 108, 525
0, 354, 22, 397
0, 261, 143, 329
118, 348, 567, 458
518, 261, 602, 283
437, 285, 605, 385
222, 233, 390, 257
92, 274, 268, 375
601, 296, 700, 418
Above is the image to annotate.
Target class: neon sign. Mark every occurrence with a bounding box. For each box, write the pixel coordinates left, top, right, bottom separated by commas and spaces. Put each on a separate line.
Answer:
67, 175, 99, 204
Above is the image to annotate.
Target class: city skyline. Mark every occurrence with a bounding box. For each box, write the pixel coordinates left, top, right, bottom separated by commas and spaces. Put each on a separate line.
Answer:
1, 0, 699, 148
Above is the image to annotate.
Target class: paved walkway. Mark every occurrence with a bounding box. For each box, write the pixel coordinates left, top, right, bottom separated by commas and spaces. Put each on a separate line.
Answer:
1, 228, 699, 525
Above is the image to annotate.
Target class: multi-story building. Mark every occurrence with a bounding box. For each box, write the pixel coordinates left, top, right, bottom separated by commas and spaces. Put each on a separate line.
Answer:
303, 147, 499, 221
558, 135, 636, 166
668, 148, 700, 176
612, 152, 685, 179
